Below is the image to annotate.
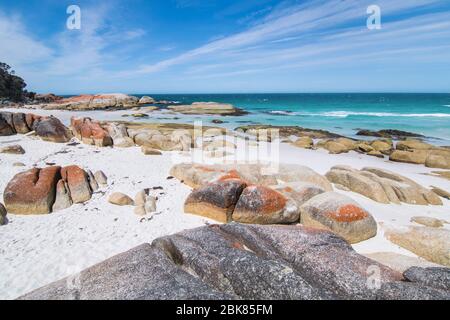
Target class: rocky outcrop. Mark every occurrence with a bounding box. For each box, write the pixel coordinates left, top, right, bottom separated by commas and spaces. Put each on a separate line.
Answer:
138, 96, 155, 104
384, 225, 450, 267
70, 117, 113, 147
3, 166, 103, 214
39, 94, 139, 110
33, 117, 73, 143
325, 166, 442, 205
356, 129, 424, 140
235, 125, 342, 139
20, 223, 450, 300
300, 192, 377, 243
168, 102, 246, 116
388, 140, 450, 169
0, 144, 25, 154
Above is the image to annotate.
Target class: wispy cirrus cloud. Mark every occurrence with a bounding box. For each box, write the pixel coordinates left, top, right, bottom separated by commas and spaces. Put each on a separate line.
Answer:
129, 0, 449, 78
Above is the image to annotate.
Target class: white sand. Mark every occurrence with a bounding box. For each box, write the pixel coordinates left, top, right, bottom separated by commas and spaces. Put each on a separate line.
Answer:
0, 108, 449, 299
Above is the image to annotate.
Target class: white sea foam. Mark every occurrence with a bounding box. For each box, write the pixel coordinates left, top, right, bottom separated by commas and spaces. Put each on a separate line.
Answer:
268, 110, 450, 118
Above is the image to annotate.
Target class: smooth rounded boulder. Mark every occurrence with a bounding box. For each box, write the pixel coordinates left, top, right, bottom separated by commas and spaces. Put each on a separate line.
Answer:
300, 192, 377, 244
3, 166, 62, 214
108, 192, 134, 206
232, 185, 299, 224
184, 179, 247, 223
33, 117, 73, 143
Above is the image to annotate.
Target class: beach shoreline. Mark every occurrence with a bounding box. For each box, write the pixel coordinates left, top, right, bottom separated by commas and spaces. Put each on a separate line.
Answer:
1, 113, 449, 298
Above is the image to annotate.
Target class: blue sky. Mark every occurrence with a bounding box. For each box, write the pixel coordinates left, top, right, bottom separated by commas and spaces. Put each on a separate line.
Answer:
0, 0, 449, 94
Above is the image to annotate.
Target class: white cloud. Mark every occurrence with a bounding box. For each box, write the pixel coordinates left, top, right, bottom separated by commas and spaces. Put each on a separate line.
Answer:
132, 0, 447, 76
0, 11, 52, 66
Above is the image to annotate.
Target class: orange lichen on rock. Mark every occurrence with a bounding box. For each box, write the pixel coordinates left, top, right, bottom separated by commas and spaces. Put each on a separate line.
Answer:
327, 204, 369, 222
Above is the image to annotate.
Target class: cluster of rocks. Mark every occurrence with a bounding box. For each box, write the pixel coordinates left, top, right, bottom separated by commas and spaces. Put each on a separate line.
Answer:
292, 135, 450, 169
172, 163, 377, 244
108, 190, 157, 217
236, 125, 342, 142
19, 223, 450, 300
0, 111, 73, 143
356, 129, 425, 140
3, 166, 107, 215
168, 102, 247, 116
390, 140, 450, 169
325, 166, 443, 205
33, 94, 140, 111
294, 136, 393, 158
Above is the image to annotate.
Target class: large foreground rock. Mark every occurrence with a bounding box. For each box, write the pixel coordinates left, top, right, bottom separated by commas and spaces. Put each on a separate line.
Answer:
300, 192, 377, 244
3, 167, 61, 214
326, 166, 442, 205
384, 225, 450, 267
24, 223, 450, 300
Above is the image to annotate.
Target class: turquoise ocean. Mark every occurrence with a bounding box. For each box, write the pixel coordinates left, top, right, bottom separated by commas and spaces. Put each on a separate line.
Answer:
135, 93, 450, 145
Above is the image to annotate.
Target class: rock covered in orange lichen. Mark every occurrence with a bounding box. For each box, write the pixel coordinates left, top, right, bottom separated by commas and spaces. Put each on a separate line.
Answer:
300, 192, 377, 243
184, 179, 247, 223
70, 117, 112, 147
232, 185, 300, 224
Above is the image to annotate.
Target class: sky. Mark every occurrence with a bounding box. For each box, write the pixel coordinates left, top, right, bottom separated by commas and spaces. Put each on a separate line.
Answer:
0, 0, 449, 94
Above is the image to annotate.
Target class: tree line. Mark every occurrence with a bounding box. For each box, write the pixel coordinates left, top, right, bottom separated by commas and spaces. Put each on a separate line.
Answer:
0, 62, 35, 102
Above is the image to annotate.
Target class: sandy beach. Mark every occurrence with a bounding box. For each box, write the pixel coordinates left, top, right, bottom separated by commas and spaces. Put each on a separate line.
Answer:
1, 107, 449, 299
